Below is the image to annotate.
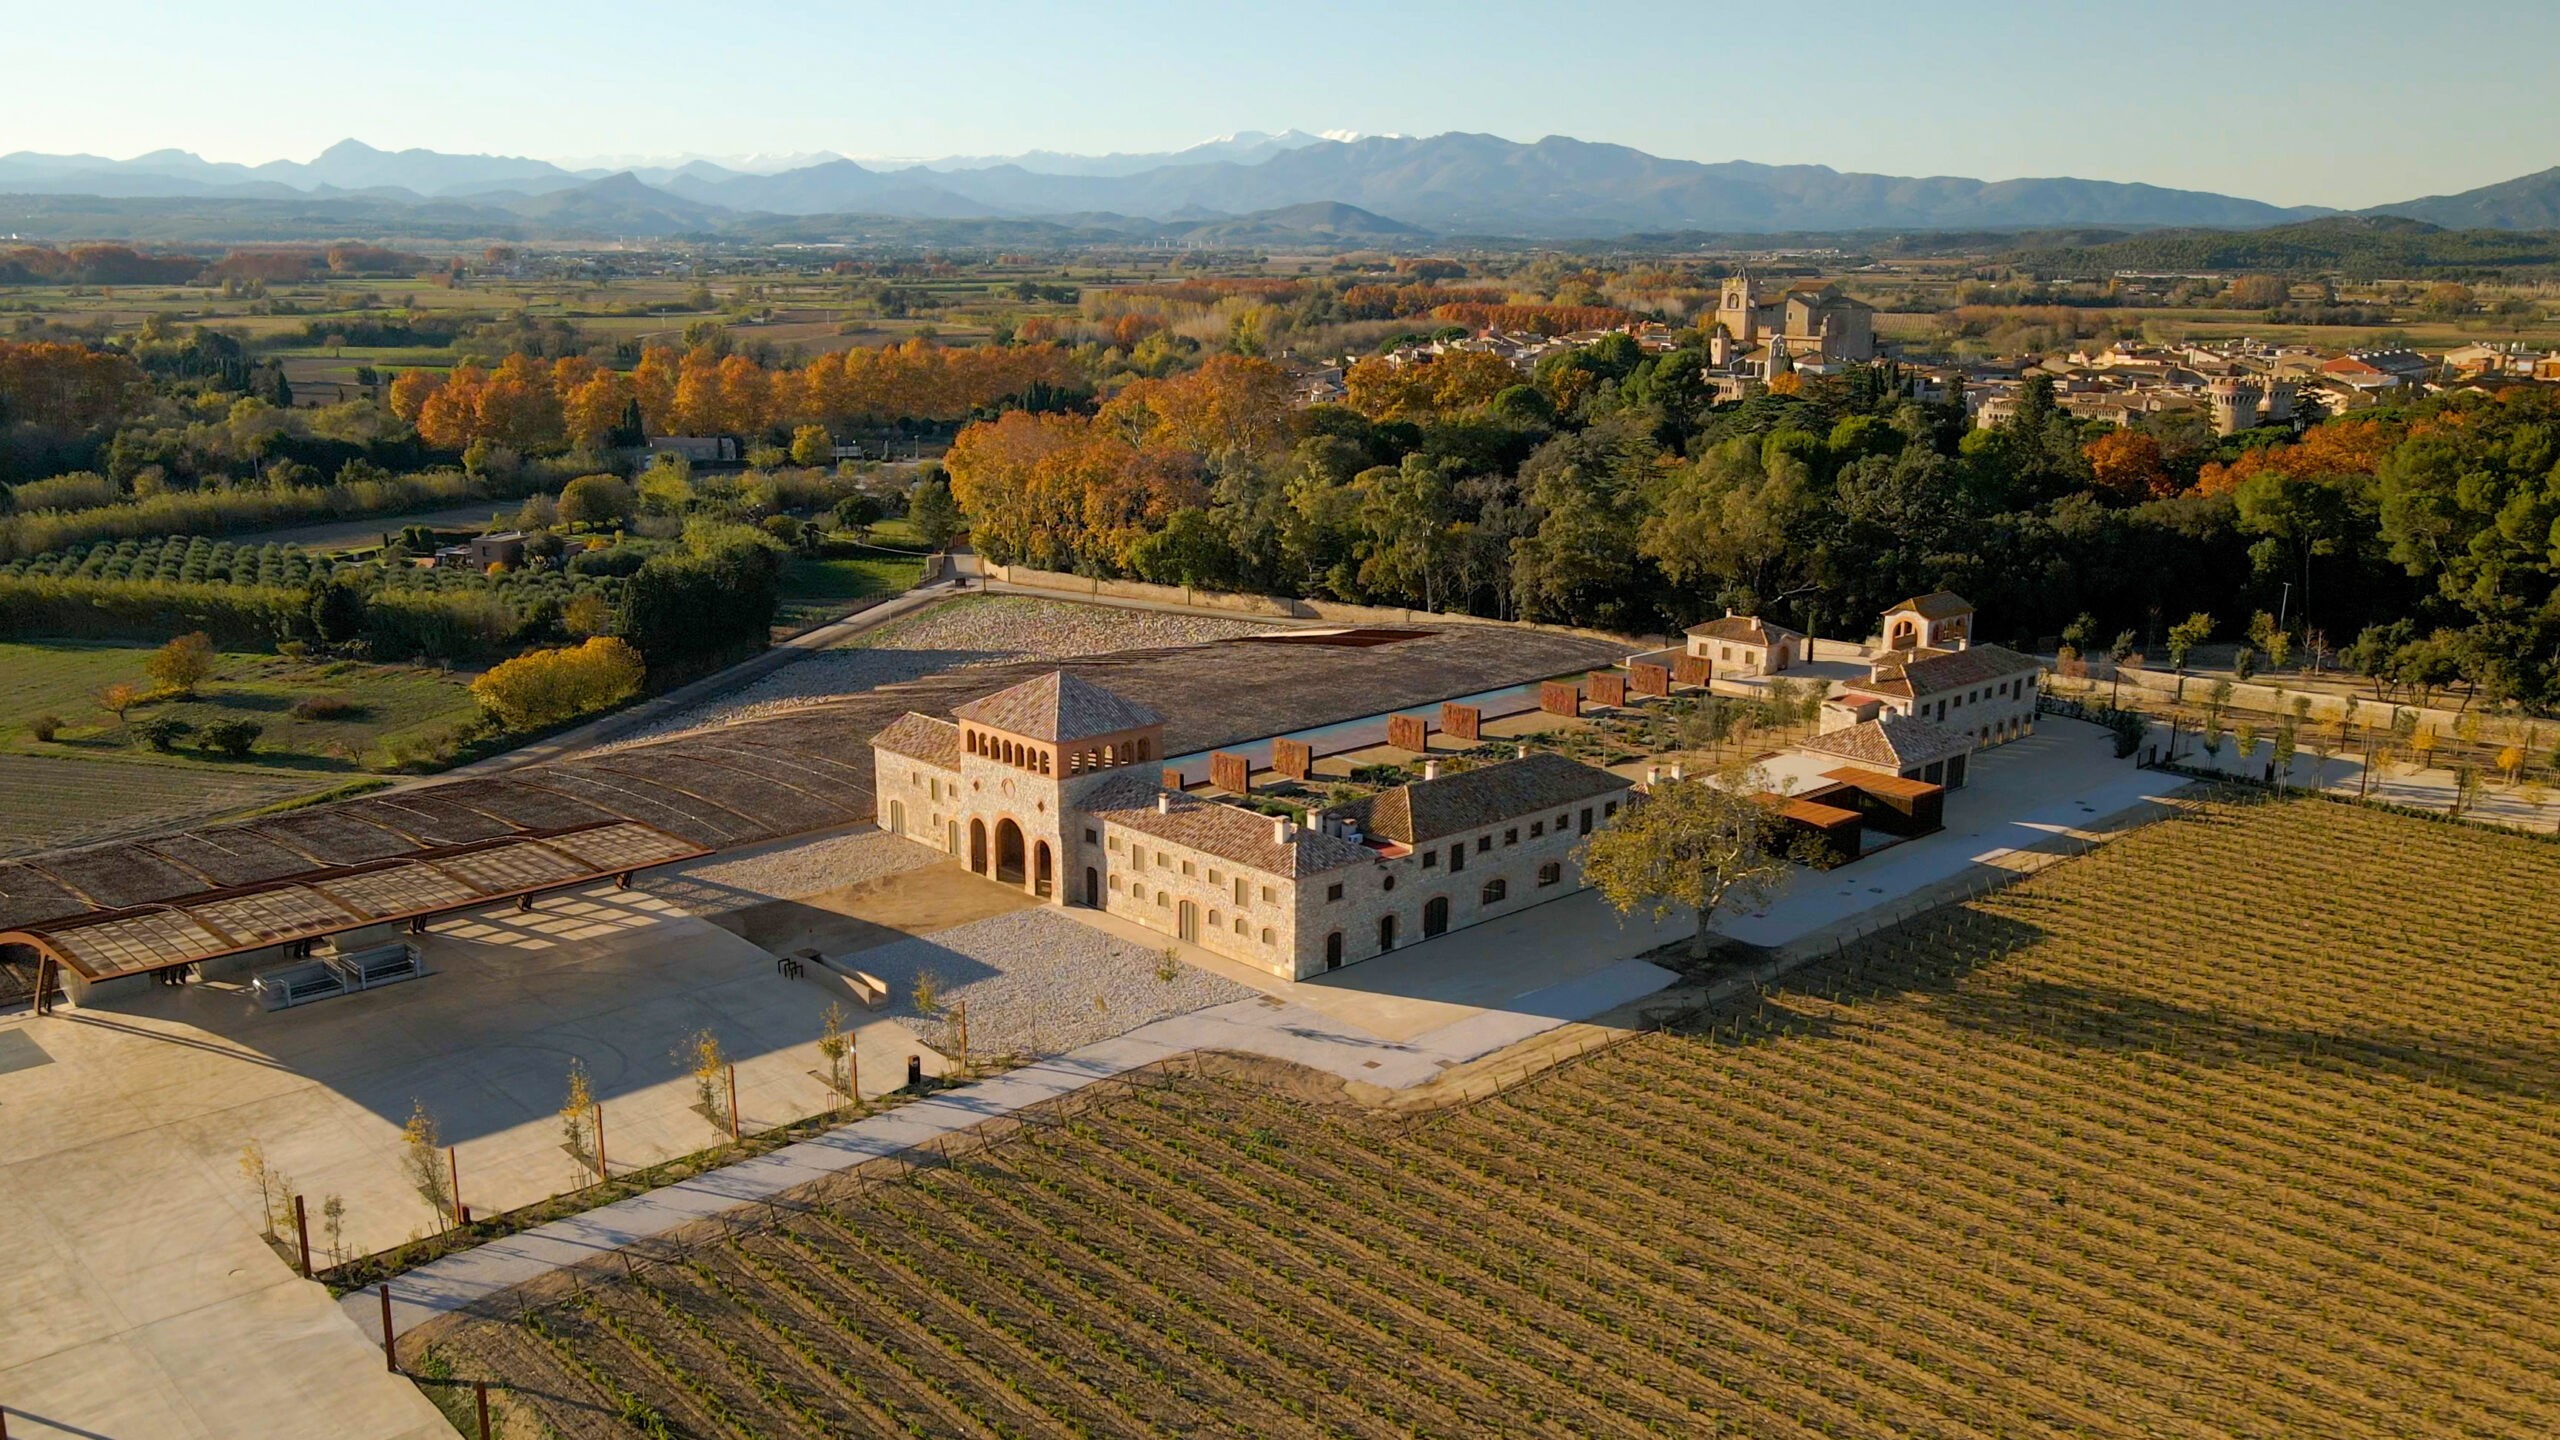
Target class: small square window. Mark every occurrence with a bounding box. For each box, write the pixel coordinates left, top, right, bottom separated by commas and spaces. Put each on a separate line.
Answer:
1422, 852, 1438, 869
1605, 801, 1618, 818
1477, 836, 1492, 853
1108, 835, 1122, 851
1181, 860, 1195, 877
1530, 821, 1545, 838
1504, 828, 1518, 846
1110, 875, 1124, 891
1084, 828, 1098, 844
1209, 868, 1222, 885
1327, 883, 1344, 902
1260, 885, 1274, 903
1556, 812, 1569, 830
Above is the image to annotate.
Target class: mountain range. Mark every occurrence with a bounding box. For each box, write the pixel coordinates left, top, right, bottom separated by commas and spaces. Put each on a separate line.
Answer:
1, 133, 2555, 242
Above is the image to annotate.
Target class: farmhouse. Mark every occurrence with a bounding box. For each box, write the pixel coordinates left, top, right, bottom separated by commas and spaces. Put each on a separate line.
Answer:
1684, 612, 1802, 676
872, 670, 1633, 980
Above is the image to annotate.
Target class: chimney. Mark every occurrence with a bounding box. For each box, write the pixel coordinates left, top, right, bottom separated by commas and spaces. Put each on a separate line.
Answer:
1515, 744, 1530, 760
1273, 816, 1294, 844
1645, 765, 1660, 788
1156, 793, 1171, 815
1670, 763, 1685, 781
1422, 760, 1440, 781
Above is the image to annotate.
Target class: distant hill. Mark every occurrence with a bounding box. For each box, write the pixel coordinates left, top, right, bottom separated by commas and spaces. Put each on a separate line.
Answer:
2004, 215, 2560, 277
0, 131, 2348, 239
493, 173, 728, 236
2367, 166, 2560, 231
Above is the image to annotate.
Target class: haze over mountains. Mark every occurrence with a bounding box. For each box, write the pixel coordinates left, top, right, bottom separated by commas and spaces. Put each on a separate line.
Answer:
2, 131, 2556, 241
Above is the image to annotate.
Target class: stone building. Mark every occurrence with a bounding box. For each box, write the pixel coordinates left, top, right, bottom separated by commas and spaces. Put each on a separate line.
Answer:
872, 670, 1633, 981
1711, 272, 1877, 365
1684, 613, 1802, 676
1833, 593, 2041, 752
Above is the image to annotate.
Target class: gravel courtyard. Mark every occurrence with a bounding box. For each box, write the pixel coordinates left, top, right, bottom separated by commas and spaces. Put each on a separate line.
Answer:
848, 907, 1256, 1060
615, 595, 1286, 744
637, 828, 945, 916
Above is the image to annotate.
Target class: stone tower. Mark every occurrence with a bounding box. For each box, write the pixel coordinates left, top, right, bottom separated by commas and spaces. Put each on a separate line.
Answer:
950, 671, 1165, 905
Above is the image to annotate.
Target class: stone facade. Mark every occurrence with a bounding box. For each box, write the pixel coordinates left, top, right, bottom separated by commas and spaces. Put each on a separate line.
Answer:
872, 672, 1634, 982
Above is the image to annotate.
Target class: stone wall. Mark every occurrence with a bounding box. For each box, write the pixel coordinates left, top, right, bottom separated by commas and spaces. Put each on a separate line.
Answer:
1541, 681, 1581, 717
1209, 752, 1251, 794
1271, 737, 1312, 780
1441, 703, 1481, 741
1388, 714, 1430, 752
1096, 819, 1302, 979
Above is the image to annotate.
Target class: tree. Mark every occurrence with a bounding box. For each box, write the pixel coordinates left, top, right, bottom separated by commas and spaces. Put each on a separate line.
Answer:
400, 1100, 452, 1227
562, 591, 615, 638
2165, 612, 2214, 696
909, 475, 962, 549
308, 578, 368, 645
196, 718, 261, 758
130, 715, 190, 752
2229, 274, 2290, 309
1578, 766, 1808, 961
145, 631, 216, 698
558, 474, 636, 531
94, 680, 141, 730
470, 637, 646, 730
832, 493, 884, 537
790, 424, 833, 467
2083, 428, 2170, 500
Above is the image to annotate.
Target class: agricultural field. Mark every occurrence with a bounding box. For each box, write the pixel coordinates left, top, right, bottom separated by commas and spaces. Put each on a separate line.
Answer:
0, 638, 477, 851
435, 792, 2560, 1440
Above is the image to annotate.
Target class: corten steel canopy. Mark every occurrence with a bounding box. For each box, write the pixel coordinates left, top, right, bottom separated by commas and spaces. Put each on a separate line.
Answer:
1, 821, 707, 982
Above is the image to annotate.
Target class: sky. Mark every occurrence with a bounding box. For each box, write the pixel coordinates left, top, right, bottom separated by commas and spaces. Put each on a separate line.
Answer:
6, 0, 2554, 209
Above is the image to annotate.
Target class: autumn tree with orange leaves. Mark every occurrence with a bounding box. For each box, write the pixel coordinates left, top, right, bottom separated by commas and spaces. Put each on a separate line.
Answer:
2083, 428, 2174, 500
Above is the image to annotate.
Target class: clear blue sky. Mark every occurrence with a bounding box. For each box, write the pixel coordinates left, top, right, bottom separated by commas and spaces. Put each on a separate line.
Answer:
10, 0, 2551, 208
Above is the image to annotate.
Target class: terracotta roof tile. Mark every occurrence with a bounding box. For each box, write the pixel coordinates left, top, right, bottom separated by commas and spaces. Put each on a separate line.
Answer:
1081, 774, 1371, 878
872, 712, 962, 770
952, 671, 1164, 743
1361, 753, 1630, 846
1797, 715, 1973, 769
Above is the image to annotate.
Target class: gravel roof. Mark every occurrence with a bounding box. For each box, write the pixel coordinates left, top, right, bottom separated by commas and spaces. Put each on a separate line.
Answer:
0, 607, 1622, 938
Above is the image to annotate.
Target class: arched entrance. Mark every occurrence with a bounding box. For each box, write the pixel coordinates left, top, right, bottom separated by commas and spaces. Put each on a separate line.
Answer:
994, 818, 1026, 885
1085, 867, 1100, 906
1377, 914, 1397, 952
1325, 931, 1343, 969
1032, 840, 1053, 898
969, 818, 988, 874
887, 800, 905, 836
1422, 896, 1450, 938
1178, 900, 1200, 942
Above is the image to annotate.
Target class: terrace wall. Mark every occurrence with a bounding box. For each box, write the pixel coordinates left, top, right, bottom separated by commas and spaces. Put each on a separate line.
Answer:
980, 563, 1649, 648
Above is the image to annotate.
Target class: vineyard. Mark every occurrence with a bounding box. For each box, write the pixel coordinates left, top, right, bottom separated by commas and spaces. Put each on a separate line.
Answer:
438, 793, 2560, 1440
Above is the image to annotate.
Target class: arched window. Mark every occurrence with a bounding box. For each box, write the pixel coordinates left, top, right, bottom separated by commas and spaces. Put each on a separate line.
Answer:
1260, 927, 1275, 945
1234, 917, 1247, 935
1481, 878, 1507, 904
1537, 862, 1562, 887
1209, 909, 1222, 930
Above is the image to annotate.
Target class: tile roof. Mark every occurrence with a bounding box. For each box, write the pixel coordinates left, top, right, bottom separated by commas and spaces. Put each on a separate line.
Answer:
1359, 753, 1631, 846
1885, 590, 1974, 620
871, 713, 961, 770
1683, 614, 1801, 645
1080, 773, 1371, 878
1876, 643, 2037, 697
952, 671, 1164, 744
1796, 715, 1973, 770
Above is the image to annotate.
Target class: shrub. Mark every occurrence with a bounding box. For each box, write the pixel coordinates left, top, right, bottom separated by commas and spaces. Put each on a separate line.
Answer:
289, 695, 364, 721
197, 718, 262, 758
559, 474, 636, 530
130, 715, 191, 751
7, 472, 120, 513
469, 636, 645, 730
28, 713, 62, 741
145, 631, 217, 697
363, 588, 516, 659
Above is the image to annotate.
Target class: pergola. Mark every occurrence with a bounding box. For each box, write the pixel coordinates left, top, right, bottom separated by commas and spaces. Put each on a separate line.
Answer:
3, 820, 706, 1010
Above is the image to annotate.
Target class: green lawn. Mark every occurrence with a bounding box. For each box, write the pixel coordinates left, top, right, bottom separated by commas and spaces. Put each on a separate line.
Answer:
774, 550, 925, 633
0, 640, 480, 770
